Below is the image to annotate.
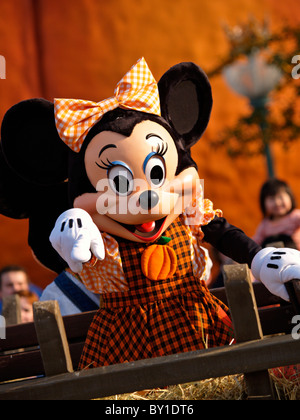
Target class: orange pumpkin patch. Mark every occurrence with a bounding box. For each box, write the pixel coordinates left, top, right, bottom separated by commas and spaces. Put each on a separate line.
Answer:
141, 244, 177, 281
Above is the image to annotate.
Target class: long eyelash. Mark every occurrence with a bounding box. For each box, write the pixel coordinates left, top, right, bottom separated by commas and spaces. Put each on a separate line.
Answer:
155, 142, 168, 157
95, 158, 114, 170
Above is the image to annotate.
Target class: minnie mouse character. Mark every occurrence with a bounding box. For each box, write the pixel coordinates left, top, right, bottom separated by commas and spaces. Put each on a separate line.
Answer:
1, 58, 300, 369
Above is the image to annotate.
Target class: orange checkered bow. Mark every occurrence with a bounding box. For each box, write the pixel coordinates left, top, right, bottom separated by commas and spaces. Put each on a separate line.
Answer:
54, 58, 161, 152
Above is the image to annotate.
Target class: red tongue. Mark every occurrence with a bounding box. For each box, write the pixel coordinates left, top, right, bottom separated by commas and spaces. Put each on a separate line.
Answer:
135, 221, 156, 233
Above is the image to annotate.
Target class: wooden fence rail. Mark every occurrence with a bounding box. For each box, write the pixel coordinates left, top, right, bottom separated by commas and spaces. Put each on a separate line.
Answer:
1, 334, 299, 400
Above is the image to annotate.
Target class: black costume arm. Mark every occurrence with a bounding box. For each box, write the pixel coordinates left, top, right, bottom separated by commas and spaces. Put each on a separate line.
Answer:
202, 216, 261, 267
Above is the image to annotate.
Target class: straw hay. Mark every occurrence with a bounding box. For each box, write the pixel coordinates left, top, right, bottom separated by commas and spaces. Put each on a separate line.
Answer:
270, 370, 300, 400
103, 375, 246, 401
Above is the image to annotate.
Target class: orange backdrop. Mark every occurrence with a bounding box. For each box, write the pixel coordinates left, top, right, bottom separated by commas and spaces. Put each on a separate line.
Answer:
0, 0, 299, 288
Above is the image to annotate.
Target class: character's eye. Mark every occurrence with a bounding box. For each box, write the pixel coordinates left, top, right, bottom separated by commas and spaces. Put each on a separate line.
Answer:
108, 164, 134, 196
144, 155, 166, 188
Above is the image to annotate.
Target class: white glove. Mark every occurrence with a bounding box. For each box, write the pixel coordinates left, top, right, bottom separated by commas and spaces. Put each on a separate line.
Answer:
50, 208, 105, 273
251, 247, 300, 301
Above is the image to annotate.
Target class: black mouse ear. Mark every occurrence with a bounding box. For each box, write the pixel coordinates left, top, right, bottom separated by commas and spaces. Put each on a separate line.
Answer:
28, 182, 69, 273
0, 99, 71, 273
1, 98, 70, 185
158, 62, 213, 148
0, 140, 69, 272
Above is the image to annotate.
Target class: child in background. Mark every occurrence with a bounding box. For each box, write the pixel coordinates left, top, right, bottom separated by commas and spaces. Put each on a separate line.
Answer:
253, 179, 300, 250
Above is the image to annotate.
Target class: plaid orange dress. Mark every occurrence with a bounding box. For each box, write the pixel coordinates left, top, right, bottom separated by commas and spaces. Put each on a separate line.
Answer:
78, 215, 234, 370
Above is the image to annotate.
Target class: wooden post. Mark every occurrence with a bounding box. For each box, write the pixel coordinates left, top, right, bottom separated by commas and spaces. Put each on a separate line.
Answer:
223, 264, 276, 400
2, 294, 21, 326
33, 300, 74, 377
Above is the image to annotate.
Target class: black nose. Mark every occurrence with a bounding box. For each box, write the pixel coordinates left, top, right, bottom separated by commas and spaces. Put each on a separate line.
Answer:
139, 190, 159, 210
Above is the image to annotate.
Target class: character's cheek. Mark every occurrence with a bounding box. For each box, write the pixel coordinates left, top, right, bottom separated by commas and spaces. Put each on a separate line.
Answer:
73, 189, 130, 217
95, 190, 122, 215
166, 167, 199, 195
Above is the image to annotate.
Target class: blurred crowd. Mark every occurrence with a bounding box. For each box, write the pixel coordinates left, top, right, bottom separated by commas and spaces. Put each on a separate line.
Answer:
1, 178, 299, 324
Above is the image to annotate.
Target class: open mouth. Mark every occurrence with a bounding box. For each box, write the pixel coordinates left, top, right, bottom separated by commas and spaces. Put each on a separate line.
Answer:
119, 217, 167, 242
